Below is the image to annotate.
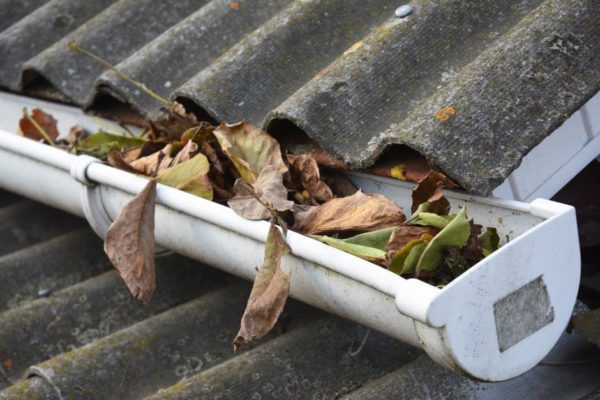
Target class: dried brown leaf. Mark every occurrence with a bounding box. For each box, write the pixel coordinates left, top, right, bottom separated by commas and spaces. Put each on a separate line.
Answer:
228, 165, 293, 220
63, 125, 86, 145
306, 148, 348, 170
200, 141, 227, 191
104, 180, 156, 304
462, 221, 483, 264
385, 225, 440, 263
213, 121, 287, 184
293, 191, 405, 235
287, 154, 334, 203
18, 108, 60, 143
234, 223, 291, 350
130, 144, 174, 177
107, 151, 139, 174
320, 170, 358, 197
150, 101, 199, 139
411, 171, 457, 214
171, 139, 198, 166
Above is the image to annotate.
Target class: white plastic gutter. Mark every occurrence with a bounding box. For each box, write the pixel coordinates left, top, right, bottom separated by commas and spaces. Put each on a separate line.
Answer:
0, 93, 581, 382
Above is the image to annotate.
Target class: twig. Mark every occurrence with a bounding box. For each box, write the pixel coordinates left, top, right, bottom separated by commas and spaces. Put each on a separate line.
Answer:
22, 108, 56, 146
68, 42, 171, 109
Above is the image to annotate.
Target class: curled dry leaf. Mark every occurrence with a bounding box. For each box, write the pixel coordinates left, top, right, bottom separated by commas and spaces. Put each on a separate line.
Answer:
320, 169, 358, 197
213, 121, 287, 184
199, 141, 231, 198
18, 108, 60, 143
228, 165, 293, 220
287, 154, 334, 203
305, 148, 348, 170
150, 101, 199, 139
156, 153, 213, 200
130, 143, 175, 176
411, 171, 457, 214
62, 125, 86, 146
234, 223, 291, 350
171, 139, 198, 166
181, 123, 214, 145
293, 191, 405, 235
107, 151, 139, 174
104, 180, 156, 304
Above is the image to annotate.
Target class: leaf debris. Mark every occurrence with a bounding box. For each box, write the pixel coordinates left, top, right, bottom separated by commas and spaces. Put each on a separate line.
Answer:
234, 223, 291, 351
27, 46, 504, 349
104, 179, 157, 304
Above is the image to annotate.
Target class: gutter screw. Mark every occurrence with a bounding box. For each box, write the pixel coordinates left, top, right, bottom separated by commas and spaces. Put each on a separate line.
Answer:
395, 4, 413, 18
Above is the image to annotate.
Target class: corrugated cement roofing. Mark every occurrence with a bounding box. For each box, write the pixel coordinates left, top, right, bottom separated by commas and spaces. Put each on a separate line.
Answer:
1, 190, 600, 399
0, 0, 599, 195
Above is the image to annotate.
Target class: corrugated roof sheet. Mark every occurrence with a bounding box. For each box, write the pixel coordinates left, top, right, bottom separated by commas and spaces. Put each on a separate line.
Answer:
1, 0, 598, 194
0, 191, 599, 399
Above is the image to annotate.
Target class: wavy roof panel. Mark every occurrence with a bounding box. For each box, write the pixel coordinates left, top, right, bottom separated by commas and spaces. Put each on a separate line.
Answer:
1, 0, 599, 194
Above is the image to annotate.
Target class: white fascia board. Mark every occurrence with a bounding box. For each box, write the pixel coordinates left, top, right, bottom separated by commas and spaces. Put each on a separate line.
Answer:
492, 90, 600, 201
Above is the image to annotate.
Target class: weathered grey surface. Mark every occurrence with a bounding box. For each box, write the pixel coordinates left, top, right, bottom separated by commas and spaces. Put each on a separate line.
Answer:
0, 190, 599, 398
25, 285, 256, 400
21, 0, 208, 104
0, 0, 114, 90
175, 0, 397, 124
0, 377, 58, 400
343, 334, 600, 400
584, 390, 600, 400
146, 321, 419, 400
94, 0, 292, 118
0, 229, 110, 312
494, 276, 554, 352
0, 0, 49, 32
0, 201, 83, 256
266, 0, 600, 194
0, 254, 230, 382
1, 0, 599, 194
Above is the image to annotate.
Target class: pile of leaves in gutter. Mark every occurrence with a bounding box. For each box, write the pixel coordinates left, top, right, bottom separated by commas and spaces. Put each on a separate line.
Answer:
19, 105, 500, 349
17, 45, 499, 349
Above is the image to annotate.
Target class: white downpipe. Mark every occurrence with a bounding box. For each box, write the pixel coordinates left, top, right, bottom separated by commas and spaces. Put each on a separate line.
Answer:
0, 126, 581, 382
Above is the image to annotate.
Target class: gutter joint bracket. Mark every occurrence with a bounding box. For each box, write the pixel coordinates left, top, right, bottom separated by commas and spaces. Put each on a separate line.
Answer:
70, 155, 99, 186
